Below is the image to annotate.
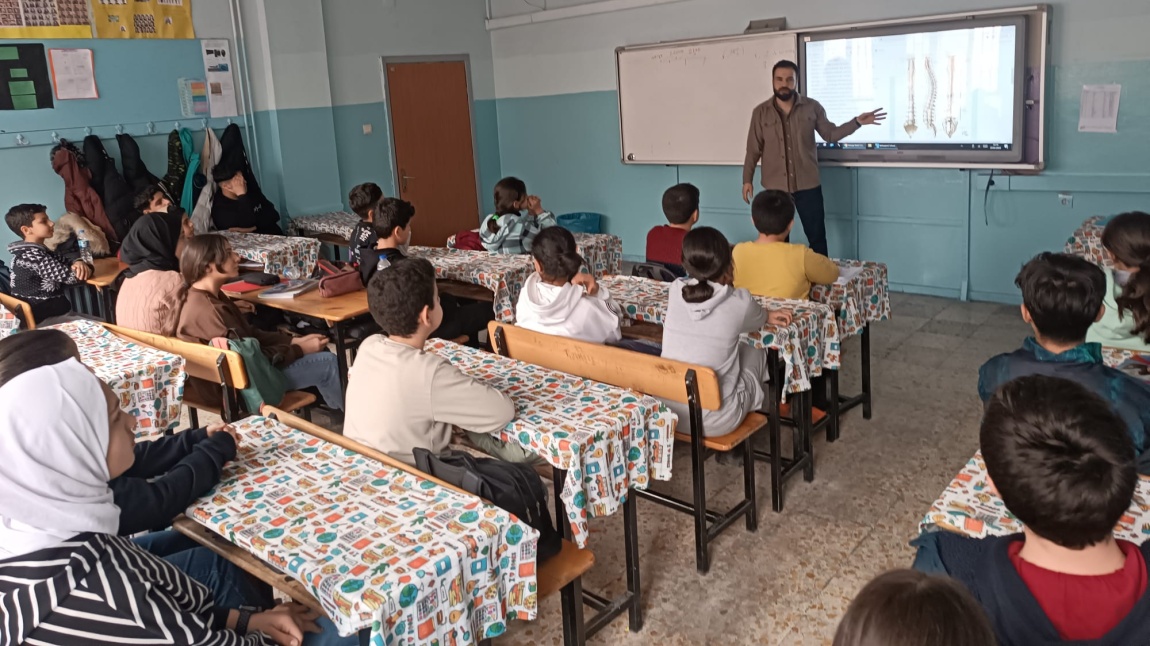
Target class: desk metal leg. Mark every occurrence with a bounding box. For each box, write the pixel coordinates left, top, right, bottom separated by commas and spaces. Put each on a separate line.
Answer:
622, 494, 643, 632
332, 321, 349, 395
861, 324, 873, 419
826, 370, 840, 442
552, 469, 587, 646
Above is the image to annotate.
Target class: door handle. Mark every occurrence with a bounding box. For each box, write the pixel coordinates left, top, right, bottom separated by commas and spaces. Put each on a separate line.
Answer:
401, 171, 414, 193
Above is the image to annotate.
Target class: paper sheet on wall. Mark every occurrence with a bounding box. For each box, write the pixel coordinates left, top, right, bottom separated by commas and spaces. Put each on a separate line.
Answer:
201, 38, 237, 118
48, 48, 97, 99
0, 0, 92, 39
90, 0, 194, 39
1078, 84, 1121, 133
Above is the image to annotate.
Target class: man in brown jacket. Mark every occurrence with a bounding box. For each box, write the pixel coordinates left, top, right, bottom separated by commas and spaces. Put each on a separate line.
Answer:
742, 60, 885, 256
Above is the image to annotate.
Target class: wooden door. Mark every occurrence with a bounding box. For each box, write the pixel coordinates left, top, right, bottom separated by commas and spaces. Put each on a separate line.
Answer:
385, 61, 481, 247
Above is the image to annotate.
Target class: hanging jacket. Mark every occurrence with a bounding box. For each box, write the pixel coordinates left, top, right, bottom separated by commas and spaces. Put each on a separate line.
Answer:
191, 128, 221, 234
179, 128, 201, 215
84, 135, 136, 241
116, 133, 160, 191
159, 130, 187, 204
50, 144, 118, 244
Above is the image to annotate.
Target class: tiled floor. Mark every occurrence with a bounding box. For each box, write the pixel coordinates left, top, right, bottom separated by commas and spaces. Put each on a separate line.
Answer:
496, 293, 1032, 645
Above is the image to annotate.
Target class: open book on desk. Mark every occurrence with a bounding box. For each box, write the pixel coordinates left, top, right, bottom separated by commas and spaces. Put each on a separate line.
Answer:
257, 279, 319, 300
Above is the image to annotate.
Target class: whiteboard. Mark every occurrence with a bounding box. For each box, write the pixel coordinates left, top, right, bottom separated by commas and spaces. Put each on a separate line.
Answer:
617, 32, 798, 165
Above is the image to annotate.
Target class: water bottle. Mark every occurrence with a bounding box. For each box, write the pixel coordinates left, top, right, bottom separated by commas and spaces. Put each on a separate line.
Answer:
76, 229, 93, 265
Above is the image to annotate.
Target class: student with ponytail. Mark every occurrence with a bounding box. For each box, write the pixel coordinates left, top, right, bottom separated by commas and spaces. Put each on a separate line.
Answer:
1088, 211, 1150, 352
660, 227, 792, 437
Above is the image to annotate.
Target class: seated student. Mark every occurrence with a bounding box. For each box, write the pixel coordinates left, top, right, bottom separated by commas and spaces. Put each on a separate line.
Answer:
646, 182, 699, 277
516, 226, 623, 344
116, 209, 188, 336
210, 168, 283, 235
979, 252, 1150, 472
133, 183, 173, 219
479, 176, 557, 254
347, 182, 383, 266
1088, 211, 1150, 352
832, 569, 995, 646
661, 227, 792, 437
5, 203, 92, 325
345, 258, 541, 467
0, 331, 359, 645
177, 234, 344, 411
913, 375, 1150, 645
733, 190, 839, 299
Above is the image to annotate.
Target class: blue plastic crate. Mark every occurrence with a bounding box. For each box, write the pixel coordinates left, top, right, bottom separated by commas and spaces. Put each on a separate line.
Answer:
557, 212, 602, 234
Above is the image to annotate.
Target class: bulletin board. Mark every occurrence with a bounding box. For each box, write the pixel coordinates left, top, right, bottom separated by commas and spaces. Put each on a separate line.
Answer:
0, 42, 52, 110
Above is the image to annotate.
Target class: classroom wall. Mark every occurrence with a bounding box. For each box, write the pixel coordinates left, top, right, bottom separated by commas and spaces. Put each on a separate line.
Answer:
490, 0, 1150, 302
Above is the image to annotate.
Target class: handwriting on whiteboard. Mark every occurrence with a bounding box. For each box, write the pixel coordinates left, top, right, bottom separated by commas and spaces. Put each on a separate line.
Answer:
648, 44, 794, 67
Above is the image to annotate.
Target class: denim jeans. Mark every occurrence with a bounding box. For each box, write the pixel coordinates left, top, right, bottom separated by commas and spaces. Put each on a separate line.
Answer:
791, 185, 828, 257
282, 351, 344, 410
132, 531, 272, 609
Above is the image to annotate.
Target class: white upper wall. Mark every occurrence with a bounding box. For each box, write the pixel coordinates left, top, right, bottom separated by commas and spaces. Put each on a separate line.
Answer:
491, 0, 1150, 98
323, 0, 497, 106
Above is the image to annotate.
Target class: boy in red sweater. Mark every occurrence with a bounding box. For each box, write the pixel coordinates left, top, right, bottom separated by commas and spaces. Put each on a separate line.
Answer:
645, 183, 698, 277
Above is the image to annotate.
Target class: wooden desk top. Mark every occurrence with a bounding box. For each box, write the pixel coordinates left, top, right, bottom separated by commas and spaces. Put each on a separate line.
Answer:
225, 285, 370, 324
87, 257, 127, 289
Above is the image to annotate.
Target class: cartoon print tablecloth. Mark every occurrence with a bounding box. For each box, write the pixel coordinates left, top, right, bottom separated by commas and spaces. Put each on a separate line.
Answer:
0, 303, 19, 339
599, 275, 840, 394
426, 339, 676, 548
218, 231, 322, 278
49, 320, 186, 438
407, 247, 534, 322
288, 211, 360, 240
1065, 215, 1111, 268
187, 416, 539, 644
1101, 346, 1150, 385
446, 231, 623, 277
810, 260, 892, 339
920, 451, 1150, 543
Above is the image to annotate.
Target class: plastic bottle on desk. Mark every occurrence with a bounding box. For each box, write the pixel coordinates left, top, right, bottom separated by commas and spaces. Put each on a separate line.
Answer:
76, 229, 94, 265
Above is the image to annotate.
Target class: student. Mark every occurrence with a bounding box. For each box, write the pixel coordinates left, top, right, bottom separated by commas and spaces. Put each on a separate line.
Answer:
661, 227, 792, 437
516, 226, 623, 344
116, 209, 187, 335
479, 176, 557, 254
913, 375, 1150, 645
5, 203, 92, 324
0, 331, 357, 645
831, 569, 996, 646
210, 168, 283, 235
345, 258, 539, 467
177, 234, 344, 411
1087, 211, 1150, 352
646, 183, 699, 277
360, 197, 493, 345
347, 182, 383, 266
979, 252, 1150, 473
133, 183, 173, 219
733, 189, 839, 299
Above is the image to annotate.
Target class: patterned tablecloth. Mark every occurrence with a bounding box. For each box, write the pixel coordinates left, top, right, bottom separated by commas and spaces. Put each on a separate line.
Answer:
0, 303, 19, 339
287, 211, 360, 240
218, 231, 322, 278
426, 339, 677, 548
447, 231, 623, 277
810, 260, 892, 339
920, 451, 1150, 543
1065, 215, 1111, 268
407, 247, 534, 322
1101, 346, 1150, 385
599, 275, 839, 394
50, 320, 186, 438
187, 416, 539, 643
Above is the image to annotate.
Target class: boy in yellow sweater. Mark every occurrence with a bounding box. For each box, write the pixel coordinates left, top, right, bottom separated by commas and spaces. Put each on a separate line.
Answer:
733, 190, 839, 299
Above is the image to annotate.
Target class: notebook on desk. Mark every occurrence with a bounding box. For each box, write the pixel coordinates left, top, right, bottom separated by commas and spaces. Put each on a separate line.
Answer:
834, 266, 865, 285
258, 279, 319, 300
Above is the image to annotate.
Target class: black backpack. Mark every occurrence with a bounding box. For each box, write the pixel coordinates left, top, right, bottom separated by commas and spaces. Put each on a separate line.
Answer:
413, 448, 563, 562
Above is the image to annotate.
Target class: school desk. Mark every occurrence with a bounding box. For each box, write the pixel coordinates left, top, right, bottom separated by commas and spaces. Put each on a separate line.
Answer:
286, 211, 358, 261
1065, 215, 1111, 268
1102, 346, 1150, 385
920, 451, 1150, 543
49, 319, 186, 438
0, 302, 21, 338
446, 231, 625, 277
218, 231, 321, 278
69, 257, 127, 322
426, 338, 676, 634
407, 246, 534, 322
184, 415, 539, 643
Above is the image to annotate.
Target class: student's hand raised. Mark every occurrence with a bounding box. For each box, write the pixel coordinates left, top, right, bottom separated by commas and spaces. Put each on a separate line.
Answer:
767, 308, 793, 326
71, 261, 92, 281
524, 195, 544, 216
571, 272, 599, 296
292, 333, 330, 355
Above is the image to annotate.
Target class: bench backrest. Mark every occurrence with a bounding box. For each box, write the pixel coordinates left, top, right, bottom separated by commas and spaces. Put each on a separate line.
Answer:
103, 323, 249, 389
487, 321, 722, 410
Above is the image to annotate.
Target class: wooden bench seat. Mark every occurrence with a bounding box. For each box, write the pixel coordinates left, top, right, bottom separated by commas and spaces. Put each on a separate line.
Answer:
675, 412, 767, 452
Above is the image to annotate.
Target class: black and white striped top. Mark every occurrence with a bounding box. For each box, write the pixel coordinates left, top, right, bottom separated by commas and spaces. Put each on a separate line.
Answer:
0, 532, 273, 646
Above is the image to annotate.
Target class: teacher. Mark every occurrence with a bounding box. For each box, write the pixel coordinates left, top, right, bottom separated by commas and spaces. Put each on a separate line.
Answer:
742, 60, 885, 256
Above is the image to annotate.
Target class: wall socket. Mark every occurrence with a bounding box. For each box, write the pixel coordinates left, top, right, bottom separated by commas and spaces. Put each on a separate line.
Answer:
362, 124, 372, 135
1058, 193, 1074, 207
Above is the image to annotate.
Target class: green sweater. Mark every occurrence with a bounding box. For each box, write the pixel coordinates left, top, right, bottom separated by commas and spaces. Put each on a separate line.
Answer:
1087, 267, 1150, 352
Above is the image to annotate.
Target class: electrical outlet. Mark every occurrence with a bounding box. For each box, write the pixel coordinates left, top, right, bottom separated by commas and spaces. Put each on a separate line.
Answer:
362, 124, 372, 135
1059, 193, 1073, 207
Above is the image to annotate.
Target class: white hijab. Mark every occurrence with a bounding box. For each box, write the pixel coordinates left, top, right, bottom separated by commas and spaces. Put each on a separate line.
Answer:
0, 358, 121, 559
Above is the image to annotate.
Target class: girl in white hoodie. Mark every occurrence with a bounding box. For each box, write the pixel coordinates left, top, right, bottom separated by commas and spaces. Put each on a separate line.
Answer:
515, 226, 624, 344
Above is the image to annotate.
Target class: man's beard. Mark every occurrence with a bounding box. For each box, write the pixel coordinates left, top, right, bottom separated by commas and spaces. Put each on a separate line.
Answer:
774, 88, 794, 101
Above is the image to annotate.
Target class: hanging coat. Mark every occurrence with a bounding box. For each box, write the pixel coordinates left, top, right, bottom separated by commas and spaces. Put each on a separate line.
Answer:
50, 143, 118, 245
83, 135, 136, 242
179, 128, 201, 215
159, 130, 187, 204
117, 133, 160, 191
191, 128, 221, 234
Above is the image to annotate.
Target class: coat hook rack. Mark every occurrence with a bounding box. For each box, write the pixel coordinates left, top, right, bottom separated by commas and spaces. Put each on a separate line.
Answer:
146, 121, 156, 135
174, 121, 181, 131
83, 127, 92, 136
115, 124, 124, 135
200, 118, 208, 130
51, 132, 60, 143
14, 134, 29, 147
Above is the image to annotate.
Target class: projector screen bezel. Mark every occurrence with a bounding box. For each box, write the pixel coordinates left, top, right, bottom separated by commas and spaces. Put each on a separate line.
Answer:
800, 15, 1027, 166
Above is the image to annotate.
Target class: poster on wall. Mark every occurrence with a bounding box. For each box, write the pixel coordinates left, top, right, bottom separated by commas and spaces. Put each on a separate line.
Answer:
48, 48, 97, 99
200, 38, 237, 117
0, 43, 53, 109
0, 0, 92, 39
90, 0, 194, 39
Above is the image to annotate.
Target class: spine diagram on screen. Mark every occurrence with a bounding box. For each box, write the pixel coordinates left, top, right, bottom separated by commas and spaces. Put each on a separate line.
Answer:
904, 57, 918, 137
944, 55, 959, 138
923, 56, 938, 136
